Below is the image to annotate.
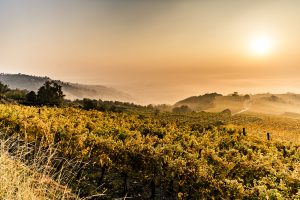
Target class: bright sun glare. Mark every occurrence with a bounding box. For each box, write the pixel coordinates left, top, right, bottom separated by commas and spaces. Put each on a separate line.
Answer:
250, 35, 273, 55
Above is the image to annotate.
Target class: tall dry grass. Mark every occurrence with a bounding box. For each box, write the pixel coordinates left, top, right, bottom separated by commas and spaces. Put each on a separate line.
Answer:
0, 134, 80, 200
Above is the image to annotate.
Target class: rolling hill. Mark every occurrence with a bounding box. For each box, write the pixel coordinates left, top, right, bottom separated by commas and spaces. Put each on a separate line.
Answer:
0, 73, 133, 102
175, 92, 300, 116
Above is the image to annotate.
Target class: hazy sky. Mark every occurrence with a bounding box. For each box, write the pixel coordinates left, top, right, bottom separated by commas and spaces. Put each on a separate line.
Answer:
1, 0, 300, 104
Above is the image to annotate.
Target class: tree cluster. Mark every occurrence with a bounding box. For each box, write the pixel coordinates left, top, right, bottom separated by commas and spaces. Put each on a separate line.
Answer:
0, 81, 27, 101
25, 81, 65, 106
74, 98, 144, 113
0, 82, 9, 94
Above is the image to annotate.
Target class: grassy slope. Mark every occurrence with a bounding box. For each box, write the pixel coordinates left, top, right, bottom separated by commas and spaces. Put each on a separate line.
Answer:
0, 141, 78, 200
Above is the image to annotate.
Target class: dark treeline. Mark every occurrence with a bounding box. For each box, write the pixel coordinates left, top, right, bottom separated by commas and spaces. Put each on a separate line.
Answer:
0, 81, 27, 102
0, 80, 159, 114
0, 80, 64, 106
73, 98, 150, 113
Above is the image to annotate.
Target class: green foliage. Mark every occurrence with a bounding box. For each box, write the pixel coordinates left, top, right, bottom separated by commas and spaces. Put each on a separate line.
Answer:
5, 89, 27, 101
82, 98, 98, 110
37, 81, 65, 106
0, 82, 28, 102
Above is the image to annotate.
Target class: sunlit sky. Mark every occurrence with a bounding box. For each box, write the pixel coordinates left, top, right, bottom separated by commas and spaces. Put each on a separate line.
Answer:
1, 0, 300, 104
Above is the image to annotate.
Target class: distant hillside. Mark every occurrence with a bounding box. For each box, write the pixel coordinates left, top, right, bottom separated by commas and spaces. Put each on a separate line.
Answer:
0, 73, 133, 102
175, 93, 222, 110
175, 92, 300, 116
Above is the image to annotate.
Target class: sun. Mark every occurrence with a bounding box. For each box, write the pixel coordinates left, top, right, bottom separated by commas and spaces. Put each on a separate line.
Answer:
249, 34, 273, 55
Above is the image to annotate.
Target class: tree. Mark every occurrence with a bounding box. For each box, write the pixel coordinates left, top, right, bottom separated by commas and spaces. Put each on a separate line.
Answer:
26, 91, 37, 103
232, 92, 239, 97
0, 82, 9, 94
5, 89, 27, 101
244, 94, 251, 100
37, 81, 65, 106
270, 95, 279, 102
82, 98, 98, 110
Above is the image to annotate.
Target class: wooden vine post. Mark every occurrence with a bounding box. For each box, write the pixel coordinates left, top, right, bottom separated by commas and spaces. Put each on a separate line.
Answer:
242, 128, 246, 136
267, 132, 270, 141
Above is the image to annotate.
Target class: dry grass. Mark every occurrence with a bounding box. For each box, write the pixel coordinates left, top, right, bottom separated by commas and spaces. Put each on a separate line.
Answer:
0, 136, 79, 200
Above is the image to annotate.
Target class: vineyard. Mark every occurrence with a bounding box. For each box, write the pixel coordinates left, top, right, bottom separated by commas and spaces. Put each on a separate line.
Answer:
0, 104, 299, 199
